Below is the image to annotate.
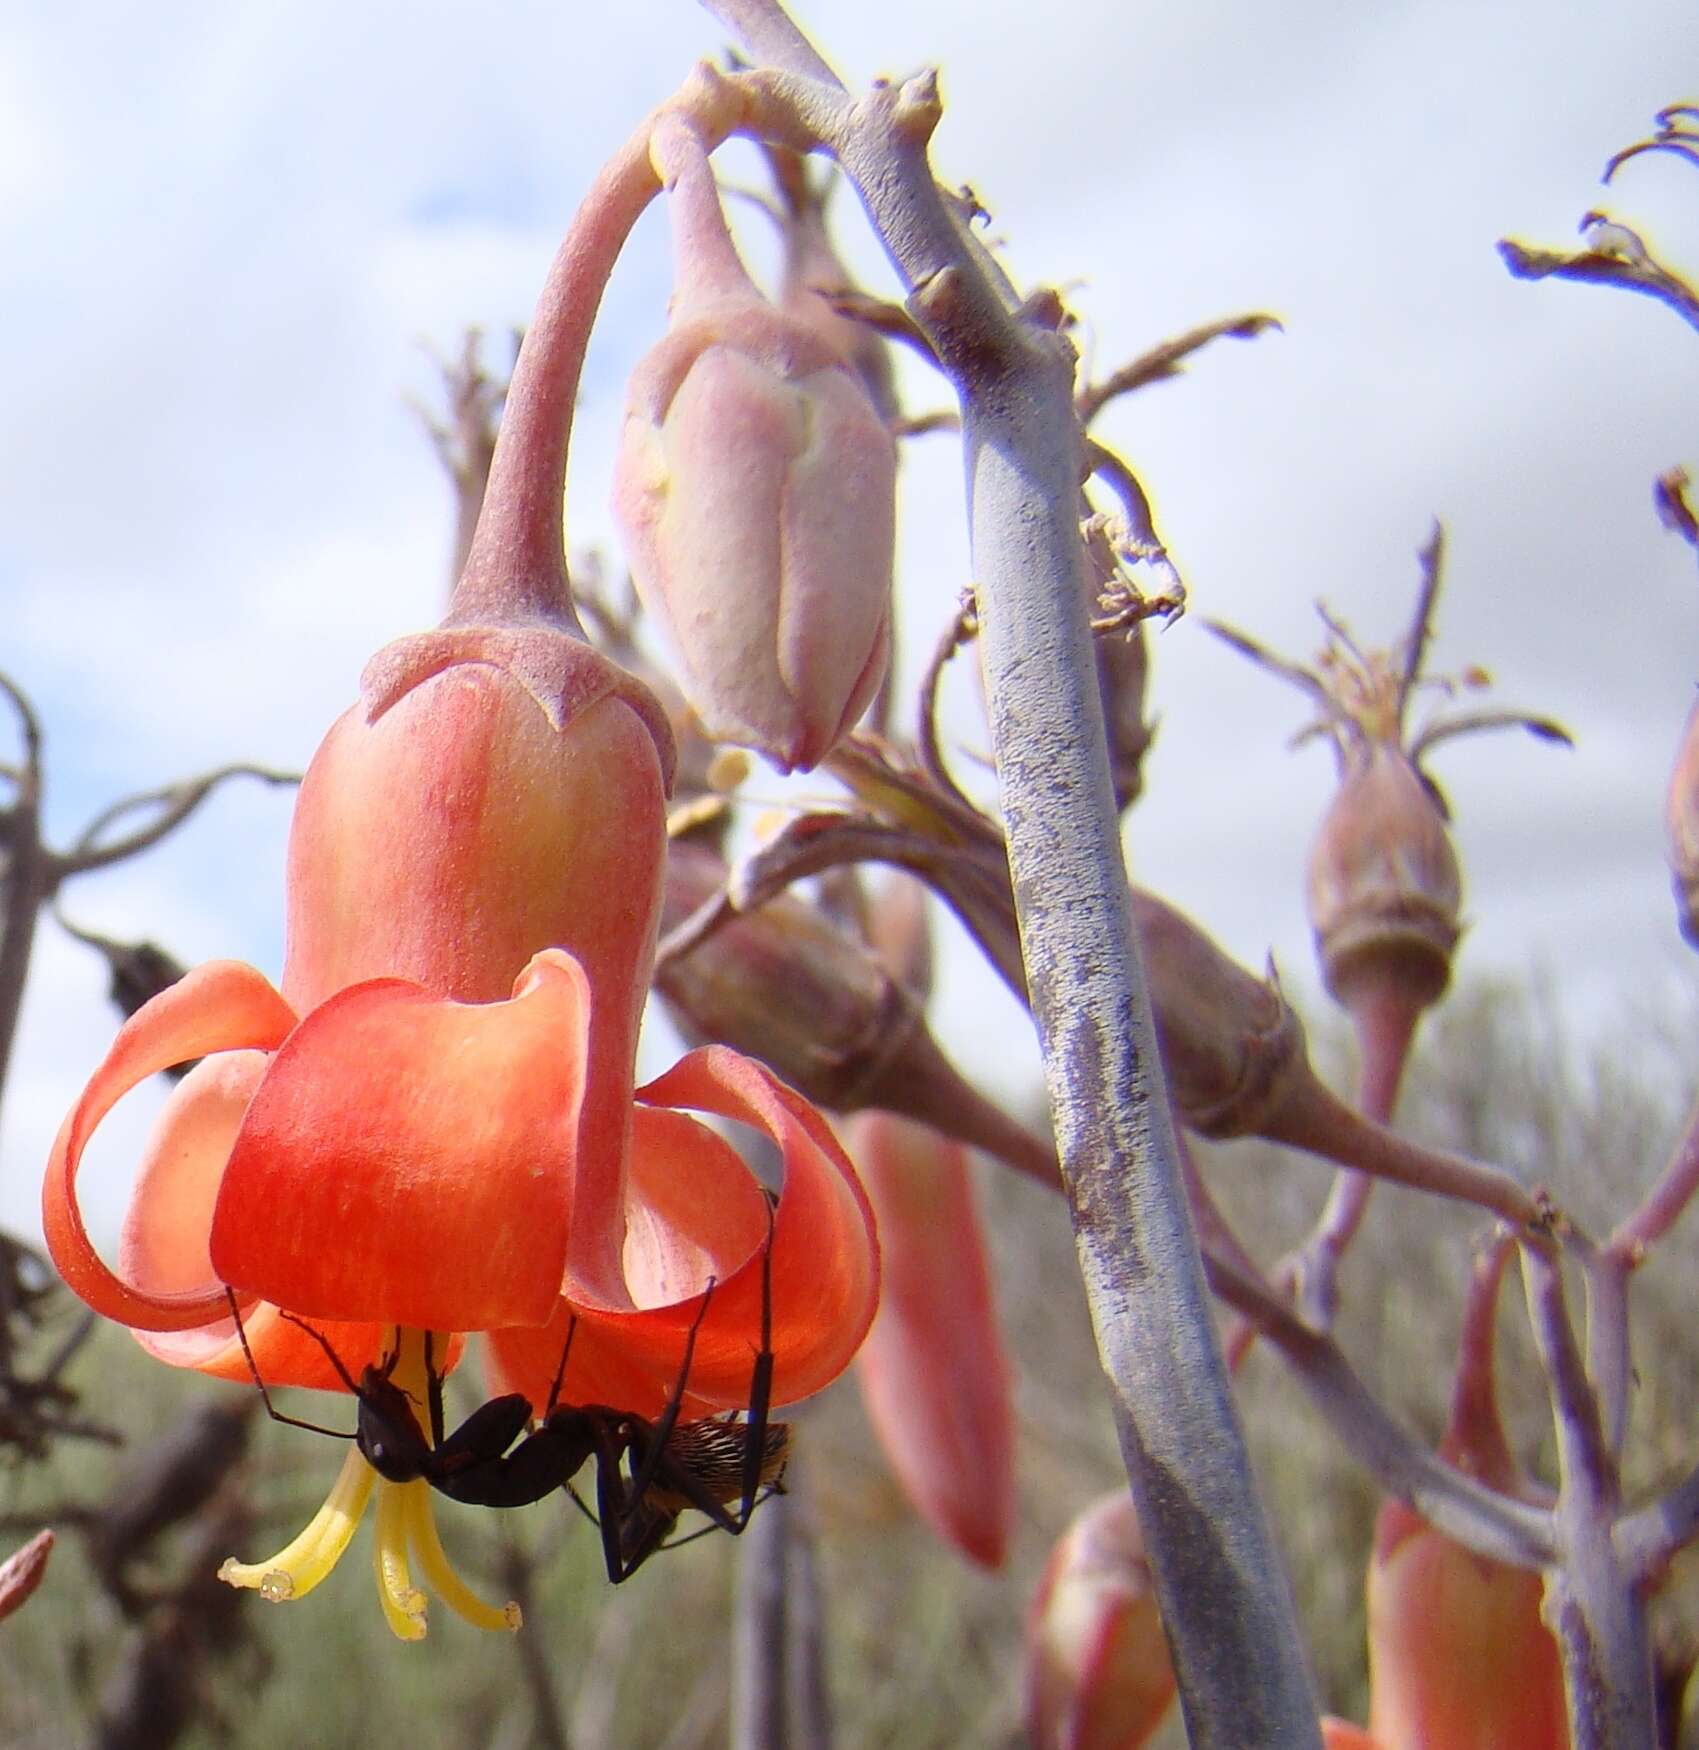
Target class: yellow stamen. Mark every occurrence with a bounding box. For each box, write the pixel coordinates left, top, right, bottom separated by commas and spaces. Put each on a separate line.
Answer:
402, 1482, 522, 1633
373, 1468, 429, 1641
219, 1324, 524, 1638
220, 1443, 375, 1602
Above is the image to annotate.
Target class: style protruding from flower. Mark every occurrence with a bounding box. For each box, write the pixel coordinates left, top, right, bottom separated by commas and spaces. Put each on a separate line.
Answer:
611, 114, 896, 774
1026, 1489, 1177, 1750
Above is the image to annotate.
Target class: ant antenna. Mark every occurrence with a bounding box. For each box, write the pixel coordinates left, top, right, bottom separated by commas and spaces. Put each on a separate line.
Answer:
225, 1290, 354, 1442
275, 1308, 367, 1397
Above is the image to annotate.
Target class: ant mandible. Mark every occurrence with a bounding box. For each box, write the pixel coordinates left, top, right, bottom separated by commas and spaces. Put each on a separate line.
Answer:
231, 1197, 788, 1583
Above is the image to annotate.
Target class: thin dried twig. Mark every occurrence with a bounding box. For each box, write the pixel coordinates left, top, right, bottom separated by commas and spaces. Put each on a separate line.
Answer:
1075, 311, 1282, 424
1498, 234, 1699, 338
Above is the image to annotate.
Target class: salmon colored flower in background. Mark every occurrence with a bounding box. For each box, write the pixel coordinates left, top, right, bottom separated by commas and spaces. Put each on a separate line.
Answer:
1321, 1722, 1385, 1749
1025, 1488, 1177, 1750
1364, 1242, 1567, 1750
848, 1109, 1014, 1569
42, 612, 879, 1638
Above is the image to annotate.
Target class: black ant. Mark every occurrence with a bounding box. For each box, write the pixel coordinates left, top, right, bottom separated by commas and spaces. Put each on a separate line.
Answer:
230, 1201, 788, 1583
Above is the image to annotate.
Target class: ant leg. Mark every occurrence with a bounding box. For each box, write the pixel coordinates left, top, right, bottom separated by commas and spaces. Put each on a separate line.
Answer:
422, 1330, 447, 1447
562, 1480, 600, 1529
225, 1290, 353, 1442
540, 1313, 579, 1420
620, 1277, 717, 1515
589, 1415, 643, 1583
656, 1485, 787, 1555
273, 1307, 369, 1395
734, 1197, 779, 1527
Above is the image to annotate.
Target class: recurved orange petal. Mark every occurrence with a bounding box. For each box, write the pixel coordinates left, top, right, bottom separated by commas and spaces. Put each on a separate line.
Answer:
492, 1047, 877, 1416
119, 1050, 392, 1383
211, 951, 591, 1332
42, 961, 297, 1332
631, 1047, 879, 1407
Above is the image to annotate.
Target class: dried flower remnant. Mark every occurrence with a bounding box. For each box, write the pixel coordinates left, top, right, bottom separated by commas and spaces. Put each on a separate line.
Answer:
612, 115, 896, 774
1602, 102, 1699, 181
657, 839, 1052, 1184
1129, 885, 1305, 1141
1026, 1490, 1177, 1750
1208, 525, 1569, 1052
1500, 104, 1699, 337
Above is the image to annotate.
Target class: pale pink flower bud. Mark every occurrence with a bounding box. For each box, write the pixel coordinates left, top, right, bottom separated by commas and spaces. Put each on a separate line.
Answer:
1026, 1491, 1177, 1750
612, 119, 895, 773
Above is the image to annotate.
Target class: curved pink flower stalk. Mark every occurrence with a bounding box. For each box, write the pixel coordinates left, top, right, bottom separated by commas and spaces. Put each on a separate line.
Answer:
847, 1110, 1014, 1568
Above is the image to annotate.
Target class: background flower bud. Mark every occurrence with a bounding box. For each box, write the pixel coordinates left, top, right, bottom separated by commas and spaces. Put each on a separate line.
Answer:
1026, 1490, 1177, 1750
762, 142, 899, 426
1130, 885, 1306, 1139
658, 843, 1054, 1184
612, 119, 895, 773
1306, 744, 1461, 1016
1367, 1242, 1568, 1750
1322, 1723, 1385, 1750
1366, 1496, 1568, 1750
1665, 694, 1699, 949
848, 1111, 1014, 1568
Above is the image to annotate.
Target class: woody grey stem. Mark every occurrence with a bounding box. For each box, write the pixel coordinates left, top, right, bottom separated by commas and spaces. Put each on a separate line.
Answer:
699, 15, 1324, 1742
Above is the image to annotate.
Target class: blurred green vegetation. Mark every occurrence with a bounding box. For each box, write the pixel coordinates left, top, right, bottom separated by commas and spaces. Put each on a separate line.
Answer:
4, 975, 1699, 1748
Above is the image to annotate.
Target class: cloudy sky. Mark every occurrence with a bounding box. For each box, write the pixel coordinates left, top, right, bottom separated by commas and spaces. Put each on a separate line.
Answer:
3, 0, 1696, 1247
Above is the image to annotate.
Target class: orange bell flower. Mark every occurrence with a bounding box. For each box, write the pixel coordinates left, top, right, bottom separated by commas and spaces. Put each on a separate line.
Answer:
42, 618, 879, 1637
1366, 1498, 1568, 1750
